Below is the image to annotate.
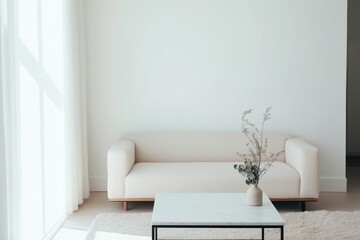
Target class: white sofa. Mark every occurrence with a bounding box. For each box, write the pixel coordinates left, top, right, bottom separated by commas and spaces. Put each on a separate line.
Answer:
107, 132, 319, 210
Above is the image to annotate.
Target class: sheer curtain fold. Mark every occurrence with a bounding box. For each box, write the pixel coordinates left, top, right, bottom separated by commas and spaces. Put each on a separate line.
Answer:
1, 0, 21, 239
64, 0, 89, 213
1, 0, 89, 238
0, 24, 9, 240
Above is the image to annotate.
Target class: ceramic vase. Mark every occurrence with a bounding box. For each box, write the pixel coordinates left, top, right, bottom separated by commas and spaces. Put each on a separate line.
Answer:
247, 185, 263, 206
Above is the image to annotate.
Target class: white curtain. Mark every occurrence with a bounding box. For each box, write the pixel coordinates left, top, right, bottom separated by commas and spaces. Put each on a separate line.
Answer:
64, 0, 90, 213
0, 0, 89, 239
1, 0, 20, 238
0, 28, 9, 240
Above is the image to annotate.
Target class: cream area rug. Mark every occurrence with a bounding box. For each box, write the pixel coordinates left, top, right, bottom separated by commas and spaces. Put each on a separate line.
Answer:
85, 211, 360, 240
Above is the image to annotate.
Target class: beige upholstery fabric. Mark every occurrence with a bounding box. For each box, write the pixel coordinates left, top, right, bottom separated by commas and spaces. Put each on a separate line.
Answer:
123, 132, 291, 163
107, 140, 135, 199
125, 162, 300, 198
286, 138, 319, 198
107, 133, 318, 200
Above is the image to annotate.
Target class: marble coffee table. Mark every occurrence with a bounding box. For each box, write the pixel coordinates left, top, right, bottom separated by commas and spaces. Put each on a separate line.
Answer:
151, 193, 284, 240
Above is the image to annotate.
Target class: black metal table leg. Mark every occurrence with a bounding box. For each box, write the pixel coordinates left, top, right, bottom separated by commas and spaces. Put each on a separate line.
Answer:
152, 226, 157, 240
300, 201, 306, 212
280, 226, 284, 240
261, 227, 264, 239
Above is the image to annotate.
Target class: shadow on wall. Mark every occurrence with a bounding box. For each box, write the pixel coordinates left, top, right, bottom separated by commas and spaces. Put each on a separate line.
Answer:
347, 0, 360, 160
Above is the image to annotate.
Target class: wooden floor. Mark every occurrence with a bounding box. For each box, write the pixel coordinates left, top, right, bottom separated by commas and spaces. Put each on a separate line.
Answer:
52, 167, 360, 240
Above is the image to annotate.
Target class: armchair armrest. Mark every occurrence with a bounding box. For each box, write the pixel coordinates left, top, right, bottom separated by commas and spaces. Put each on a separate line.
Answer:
107, 139, 135, 199
285, 138, 319, 198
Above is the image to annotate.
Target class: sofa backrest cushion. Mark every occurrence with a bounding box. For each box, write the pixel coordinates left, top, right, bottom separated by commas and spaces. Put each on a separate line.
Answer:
123, 132, 291, 163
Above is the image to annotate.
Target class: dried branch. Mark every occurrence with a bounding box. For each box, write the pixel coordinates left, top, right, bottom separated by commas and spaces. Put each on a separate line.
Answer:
234, 107, 284, 186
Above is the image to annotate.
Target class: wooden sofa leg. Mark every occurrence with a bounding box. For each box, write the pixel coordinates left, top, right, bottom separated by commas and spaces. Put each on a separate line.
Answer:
123, 201, 128, 211
300, 201, 306, 212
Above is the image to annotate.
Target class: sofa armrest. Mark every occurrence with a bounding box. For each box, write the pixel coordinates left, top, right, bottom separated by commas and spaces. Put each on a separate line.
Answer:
285, 138, 319, 199
107, 139, 135, 199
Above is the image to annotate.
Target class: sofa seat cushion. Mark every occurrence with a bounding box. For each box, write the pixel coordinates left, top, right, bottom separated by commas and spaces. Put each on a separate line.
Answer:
125, 162, 300, 199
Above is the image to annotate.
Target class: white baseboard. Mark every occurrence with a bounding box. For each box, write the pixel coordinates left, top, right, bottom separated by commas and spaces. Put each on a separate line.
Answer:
89, 176, 348, 192
319, 177, 347, 192
89, 176, 107, 191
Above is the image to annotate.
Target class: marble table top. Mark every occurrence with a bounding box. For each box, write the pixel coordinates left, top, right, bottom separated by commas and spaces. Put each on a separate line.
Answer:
151, 193, 284, 226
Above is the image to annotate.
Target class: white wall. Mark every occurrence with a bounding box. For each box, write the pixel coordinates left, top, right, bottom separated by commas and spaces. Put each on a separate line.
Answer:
85, 0, 347, 191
